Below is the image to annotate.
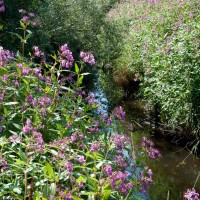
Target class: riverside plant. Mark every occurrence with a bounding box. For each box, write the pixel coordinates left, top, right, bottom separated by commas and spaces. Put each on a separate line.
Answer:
0, 8, 198, 200
105, 0, 200, 143
0, 43, 159, 199
0, 15, 162, 200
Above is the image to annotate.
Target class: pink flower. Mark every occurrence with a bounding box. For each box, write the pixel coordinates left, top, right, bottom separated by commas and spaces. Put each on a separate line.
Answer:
77, 155, 85, 164
105, 165, 112, 176
184, 188, 199, 200
80, 51, 95, 65
19, 9, 26, 13
21, 16, 29, 24
28, 12, 35, 17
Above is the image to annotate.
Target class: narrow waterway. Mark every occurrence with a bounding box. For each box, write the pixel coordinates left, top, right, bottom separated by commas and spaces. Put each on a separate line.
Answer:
129, 130, 200, 199
92, 79, 200, 199
124, 101, 200, 200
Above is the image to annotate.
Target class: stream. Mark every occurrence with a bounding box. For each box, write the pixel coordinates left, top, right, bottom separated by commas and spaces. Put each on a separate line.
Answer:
92, 80, 200, 200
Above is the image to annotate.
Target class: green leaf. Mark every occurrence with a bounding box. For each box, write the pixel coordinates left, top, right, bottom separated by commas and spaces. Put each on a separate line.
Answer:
20, 20, 26, 29
43, 162, 55, 179
78, 75, 84, 86
102, 189, 111, 200
77, 175, 86, 183
13, 187, 22, 194
75, 63, 79, 73
0, 66, 7, 71
45, 86, 51, 93
72, 196, 84, 200
18, 149, 27, 162
80, 191, 97, 195
4, 102, 19, 105
96, 161, 104, 169
3, 107, 8, 117
87, 177, 99, 191
80, 73, 90, 76
34, 191, 40, 200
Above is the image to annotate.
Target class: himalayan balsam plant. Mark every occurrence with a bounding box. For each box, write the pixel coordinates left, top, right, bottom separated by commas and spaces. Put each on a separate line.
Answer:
0, 12, 161, 200
0, 6, 198, 200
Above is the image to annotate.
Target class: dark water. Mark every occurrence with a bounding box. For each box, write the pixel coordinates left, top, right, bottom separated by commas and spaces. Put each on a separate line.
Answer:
93, 82, 200, 200
123, 100, 200, 200
131, 131, 200, 200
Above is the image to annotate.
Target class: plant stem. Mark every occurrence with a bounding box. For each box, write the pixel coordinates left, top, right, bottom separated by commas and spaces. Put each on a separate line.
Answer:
24, 152, 29, 200
22, 29, 26, 57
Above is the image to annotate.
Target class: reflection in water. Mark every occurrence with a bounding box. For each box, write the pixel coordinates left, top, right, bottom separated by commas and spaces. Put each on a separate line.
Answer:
93, 81, 200, 199
123, 100, 200, 199
132, 131, 200, 200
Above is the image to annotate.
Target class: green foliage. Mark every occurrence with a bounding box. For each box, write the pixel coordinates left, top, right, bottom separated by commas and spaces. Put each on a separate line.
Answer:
0, 17, 157, 197
104, 0, 200, 139
1, 0, 121, 67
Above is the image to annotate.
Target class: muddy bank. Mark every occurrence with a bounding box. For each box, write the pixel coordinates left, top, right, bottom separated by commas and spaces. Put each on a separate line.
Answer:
122, 99, 199, 154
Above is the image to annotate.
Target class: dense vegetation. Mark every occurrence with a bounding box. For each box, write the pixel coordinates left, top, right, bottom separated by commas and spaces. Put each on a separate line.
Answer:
0, 0, 199, 199
100, 0, 200, 151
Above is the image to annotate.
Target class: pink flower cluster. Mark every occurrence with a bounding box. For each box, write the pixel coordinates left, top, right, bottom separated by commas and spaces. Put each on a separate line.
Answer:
19, 9, 41, 26
111, 134, 130, 151
22, 119, 32, 134
8, 135, 22, 144
105, 165, 133, 194
59, 44, 74, 68
0, 0, 5, 13
90, 142, 100, 152
80, 51, 95, 65
140, 168, 153, 192
0, 157, 7, 170
140, 137, 161, 159
0, 46, 13, 66
86, 92, 98, 106
70, 132, 84, 143
110, 171, 133, 194
114, 106, 126, 123
32, 130, 45, 153
66, 161, 73, 173
184, 188, 199, 200
32, 46, 46, 63
148, 0, 160, 5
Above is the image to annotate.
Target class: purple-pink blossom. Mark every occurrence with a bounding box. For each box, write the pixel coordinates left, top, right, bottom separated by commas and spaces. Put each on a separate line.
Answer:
184, 188, 199, 200
32, 130, 45, 153
80, 51, 95, 65
111, 134, 130, 151
21, 16, 29, 24
22, 119, 32, 134
77, 155, 85, 164
59, 44, 74, 68
90, 142, 100, 152
140, 137, 161, 159
19, 9, 26, 13
0, 46, 13, 66
1, 157, 7, 170
110, 171, 132, 194
28, 12, 35, 17
8, 135, 22, 144
0, 0, 5, 13
140, 168, 153, 192
114, 106, 126, 123
66, 161, 73, 173
105, 165, 112, 176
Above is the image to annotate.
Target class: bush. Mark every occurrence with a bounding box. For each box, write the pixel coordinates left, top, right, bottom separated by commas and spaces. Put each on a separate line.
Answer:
1, 0, 121, 67
0, 17, 161, 199
103, 0, 200, 142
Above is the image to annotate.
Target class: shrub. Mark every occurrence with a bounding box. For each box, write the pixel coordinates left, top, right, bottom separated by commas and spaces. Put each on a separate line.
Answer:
102, 0, 200, 143
0, 18, 162, 199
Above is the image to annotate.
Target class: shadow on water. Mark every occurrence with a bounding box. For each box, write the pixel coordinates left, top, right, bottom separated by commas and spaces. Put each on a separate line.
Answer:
124, 100, 200, 200
92, 76, 200, 199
